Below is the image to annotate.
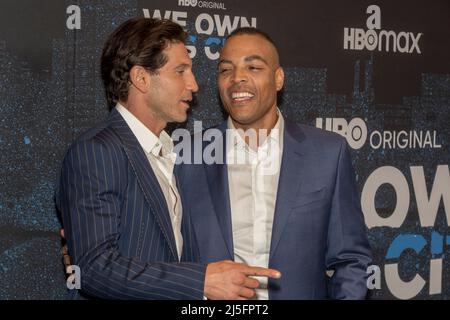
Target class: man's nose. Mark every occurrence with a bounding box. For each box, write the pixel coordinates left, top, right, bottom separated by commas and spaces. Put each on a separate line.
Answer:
231, 68, 248, 84
187, 72, 199, 93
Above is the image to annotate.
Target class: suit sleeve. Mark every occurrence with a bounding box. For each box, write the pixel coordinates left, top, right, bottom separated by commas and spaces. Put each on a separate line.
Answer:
57, 138, 206, 300
325, 138, 373, 299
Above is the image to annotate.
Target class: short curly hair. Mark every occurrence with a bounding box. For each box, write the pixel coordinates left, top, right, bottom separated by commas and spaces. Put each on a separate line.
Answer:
100, 18, 187, 110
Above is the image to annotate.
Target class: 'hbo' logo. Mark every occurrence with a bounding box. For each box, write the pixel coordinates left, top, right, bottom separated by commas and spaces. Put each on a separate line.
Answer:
316, 117, 367, 149
178, 0, 198, 7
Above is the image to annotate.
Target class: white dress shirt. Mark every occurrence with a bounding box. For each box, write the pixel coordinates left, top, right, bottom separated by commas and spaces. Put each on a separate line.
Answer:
116, 103, 183, 260
226, 111, 284, 300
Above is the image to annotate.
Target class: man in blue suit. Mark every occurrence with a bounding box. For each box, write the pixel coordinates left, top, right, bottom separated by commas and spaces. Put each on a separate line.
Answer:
56, 19, 280, 300
178, 27, 373, 299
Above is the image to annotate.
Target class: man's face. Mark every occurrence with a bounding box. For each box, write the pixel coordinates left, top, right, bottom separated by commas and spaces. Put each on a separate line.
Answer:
218, 34, 284, 130
146, 41, 198, 125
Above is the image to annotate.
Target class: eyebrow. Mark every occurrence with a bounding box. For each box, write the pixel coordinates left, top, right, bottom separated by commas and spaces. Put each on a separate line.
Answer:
244, 55, 268, 65
218, 59, 232, 67
174, 63, 191, 70
218, 55, 269, 68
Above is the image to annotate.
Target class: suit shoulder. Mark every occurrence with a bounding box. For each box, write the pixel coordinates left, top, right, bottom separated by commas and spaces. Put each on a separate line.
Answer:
295, 123, 346, 148
64, 120, 123, 160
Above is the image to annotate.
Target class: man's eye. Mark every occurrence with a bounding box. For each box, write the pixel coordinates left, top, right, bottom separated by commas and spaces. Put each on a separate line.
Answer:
219, 68, 230, 74
249, 66, 262, 71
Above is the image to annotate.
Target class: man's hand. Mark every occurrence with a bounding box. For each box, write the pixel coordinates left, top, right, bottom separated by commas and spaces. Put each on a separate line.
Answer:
204, 260, 281, 300
60, 229, 72, 269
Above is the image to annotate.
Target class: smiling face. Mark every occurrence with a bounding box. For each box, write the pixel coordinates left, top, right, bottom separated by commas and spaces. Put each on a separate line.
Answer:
146, 41, 199, 127
218, 34, 284, 131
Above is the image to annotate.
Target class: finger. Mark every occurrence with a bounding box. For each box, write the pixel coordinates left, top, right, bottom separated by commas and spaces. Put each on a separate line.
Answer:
242, 266, 281, 279
63, 255, 71, 267
243, 277, 260, 289
60, 229, 65, 239
62, 244, 68, 255
238, 287, 255, 299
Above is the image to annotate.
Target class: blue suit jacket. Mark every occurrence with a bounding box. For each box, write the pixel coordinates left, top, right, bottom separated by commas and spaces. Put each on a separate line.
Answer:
178, 119, 372, 299
56, 109, 206, 299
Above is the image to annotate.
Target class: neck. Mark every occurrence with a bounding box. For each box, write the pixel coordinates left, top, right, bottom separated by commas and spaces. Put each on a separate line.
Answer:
120, 100, 166, 136
231, 106, 279, 147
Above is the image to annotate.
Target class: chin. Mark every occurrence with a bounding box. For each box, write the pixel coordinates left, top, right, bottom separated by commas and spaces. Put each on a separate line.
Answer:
177, 114, 188, 123
229, 110, 254, 121
231, 116, 255, 127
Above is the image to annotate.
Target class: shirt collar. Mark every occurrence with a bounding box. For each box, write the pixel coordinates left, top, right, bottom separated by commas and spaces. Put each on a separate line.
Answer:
115, 103, 173, 157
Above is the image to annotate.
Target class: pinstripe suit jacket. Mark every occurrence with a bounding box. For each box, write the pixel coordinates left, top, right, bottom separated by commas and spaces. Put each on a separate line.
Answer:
56, 109, 206, 299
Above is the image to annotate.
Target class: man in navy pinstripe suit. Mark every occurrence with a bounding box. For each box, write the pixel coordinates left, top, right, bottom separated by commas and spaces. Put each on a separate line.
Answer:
56, 18, 280, 300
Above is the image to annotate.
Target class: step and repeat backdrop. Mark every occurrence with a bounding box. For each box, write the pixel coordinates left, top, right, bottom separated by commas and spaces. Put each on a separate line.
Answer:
0, 0, 449, 299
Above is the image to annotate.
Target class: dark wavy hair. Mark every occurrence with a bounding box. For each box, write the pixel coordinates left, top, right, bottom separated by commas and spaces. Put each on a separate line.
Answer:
101, 18, 187, 110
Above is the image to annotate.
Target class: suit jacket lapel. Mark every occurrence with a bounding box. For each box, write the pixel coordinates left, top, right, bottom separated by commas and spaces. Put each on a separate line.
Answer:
270, 120, 307, 259
204, 122, 234, 259
108, 109, 178, 260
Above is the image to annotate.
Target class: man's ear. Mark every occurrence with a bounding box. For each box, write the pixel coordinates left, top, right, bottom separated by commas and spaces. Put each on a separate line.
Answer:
275, 67, 284, 92
129, 66, 150, 93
